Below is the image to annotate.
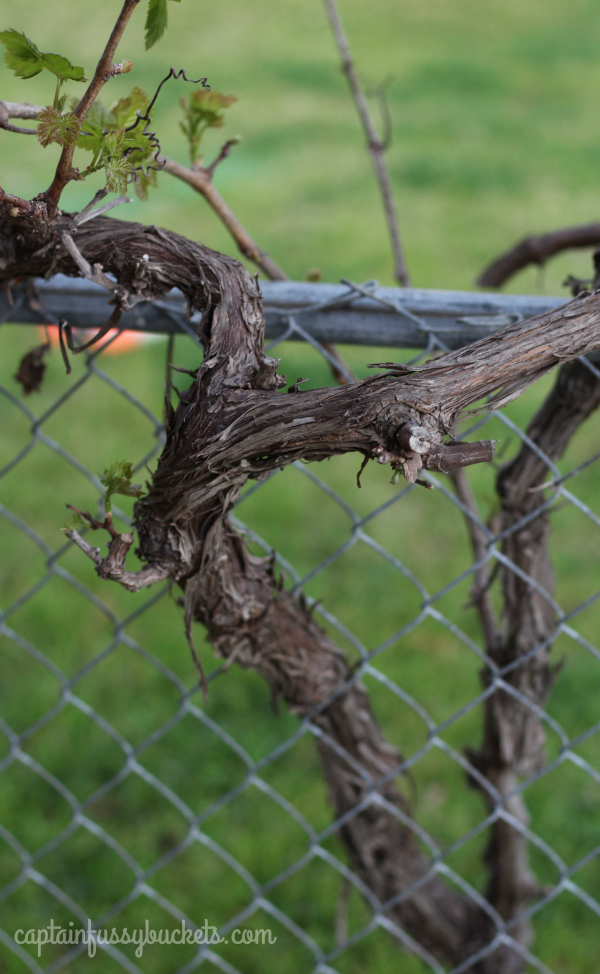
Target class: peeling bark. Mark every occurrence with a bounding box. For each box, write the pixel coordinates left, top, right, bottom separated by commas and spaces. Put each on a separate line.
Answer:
4, 199, 600, 971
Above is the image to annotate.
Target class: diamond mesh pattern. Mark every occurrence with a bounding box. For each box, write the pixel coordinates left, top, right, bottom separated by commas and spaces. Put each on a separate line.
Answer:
1, 283, 599, 974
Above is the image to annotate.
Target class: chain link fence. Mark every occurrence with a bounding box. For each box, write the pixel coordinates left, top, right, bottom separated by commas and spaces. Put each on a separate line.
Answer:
1, 279, 599, 974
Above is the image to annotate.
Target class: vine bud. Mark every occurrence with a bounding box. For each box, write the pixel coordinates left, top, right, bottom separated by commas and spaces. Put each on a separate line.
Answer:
111, 60, 134, 76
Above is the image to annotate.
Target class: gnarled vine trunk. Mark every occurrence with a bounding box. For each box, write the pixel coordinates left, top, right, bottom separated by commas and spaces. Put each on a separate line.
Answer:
3, 197, 600, 971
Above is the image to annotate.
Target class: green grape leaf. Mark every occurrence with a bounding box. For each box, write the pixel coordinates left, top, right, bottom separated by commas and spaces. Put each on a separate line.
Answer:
145, 0, 181, 50
72, 97, 111, 128
101, 129, 132, 191
37, 106, 79, 148
145, 0, 167, 50
102, 128, 125, 156
111, 86, 150, 129
0, 29, 86, 82
41, 52, 86, 82
105, 153, 131, 194
74, 98, 112, 155
100, 460, 144, 512
0, 29, 44, 79
77, 119, 105, 155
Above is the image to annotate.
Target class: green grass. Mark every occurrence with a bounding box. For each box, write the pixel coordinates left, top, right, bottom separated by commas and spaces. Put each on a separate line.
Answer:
1, 1, 600, 971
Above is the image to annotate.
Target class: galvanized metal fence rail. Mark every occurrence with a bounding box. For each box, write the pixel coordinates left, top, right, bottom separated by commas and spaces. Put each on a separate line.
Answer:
0, 279, 598, 974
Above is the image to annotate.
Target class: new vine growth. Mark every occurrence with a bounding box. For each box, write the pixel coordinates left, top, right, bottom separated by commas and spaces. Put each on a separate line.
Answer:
0, 0, 211, 203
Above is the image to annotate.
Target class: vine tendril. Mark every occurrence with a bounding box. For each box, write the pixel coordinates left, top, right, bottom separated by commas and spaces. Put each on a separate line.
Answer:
126, 67, 210, 177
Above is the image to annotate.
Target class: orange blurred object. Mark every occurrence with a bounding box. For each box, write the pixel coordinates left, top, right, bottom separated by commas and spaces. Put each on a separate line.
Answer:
39, 324, 151, 355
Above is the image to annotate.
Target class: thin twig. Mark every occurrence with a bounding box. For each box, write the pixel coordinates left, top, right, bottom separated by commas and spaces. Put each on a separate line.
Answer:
0, 101, 38, 135
67, 188, 109, 229
477, 223, 600, 288
159, 155, 288, 281
57, 318, 72, 374
66, 527, 169, 591
65, 529, 103, 566
60, 232, 120, 292
75, 194, 133, 226
527, 446, 600, 492
159, 154, 356, 384
66, 188, 133, 231
0, 100, 45, 120
56, 233, 127, 372
356, 453, 369, 487
65, 504, 119, 538
366, 74, 395, 150
204, 137, 239, 179
322, 0, 410, 286
43, 0, 142, 217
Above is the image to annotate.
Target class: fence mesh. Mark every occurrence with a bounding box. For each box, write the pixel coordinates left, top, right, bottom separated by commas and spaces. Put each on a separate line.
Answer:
1, 281, 599, 974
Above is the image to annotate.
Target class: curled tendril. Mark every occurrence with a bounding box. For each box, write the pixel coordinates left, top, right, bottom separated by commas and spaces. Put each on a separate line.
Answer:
125, 67, 210, 178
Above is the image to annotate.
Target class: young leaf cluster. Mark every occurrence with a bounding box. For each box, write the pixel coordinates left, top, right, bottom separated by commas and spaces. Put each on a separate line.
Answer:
1, 2, 187, 205
100, 460, 144, 514
62, 510, 87, 533
76, 88, 157, 196
37, 106, 79, 149
179, 89, 237, 165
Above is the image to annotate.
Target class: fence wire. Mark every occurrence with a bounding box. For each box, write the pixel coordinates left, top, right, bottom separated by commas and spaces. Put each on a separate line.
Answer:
0, 280, 599, 974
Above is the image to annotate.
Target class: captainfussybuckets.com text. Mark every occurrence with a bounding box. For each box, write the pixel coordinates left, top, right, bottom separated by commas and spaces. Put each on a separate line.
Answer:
15, 919, 277, 958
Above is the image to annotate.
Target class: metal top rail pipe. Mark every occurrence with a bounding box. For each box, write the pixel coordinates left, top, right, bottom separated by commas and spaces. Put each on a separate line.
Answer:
1, 275, 568, 350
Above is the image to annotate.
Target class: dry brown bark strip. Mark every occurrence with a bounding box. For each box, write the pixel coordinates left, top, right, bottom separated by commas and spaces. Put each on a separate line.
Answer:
3, 201, 600, 970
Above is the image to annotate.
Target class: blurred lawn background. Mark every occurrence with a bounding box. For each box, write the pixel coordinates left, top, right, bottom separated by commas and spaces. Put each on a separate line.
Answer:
1, 0, 600, 971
